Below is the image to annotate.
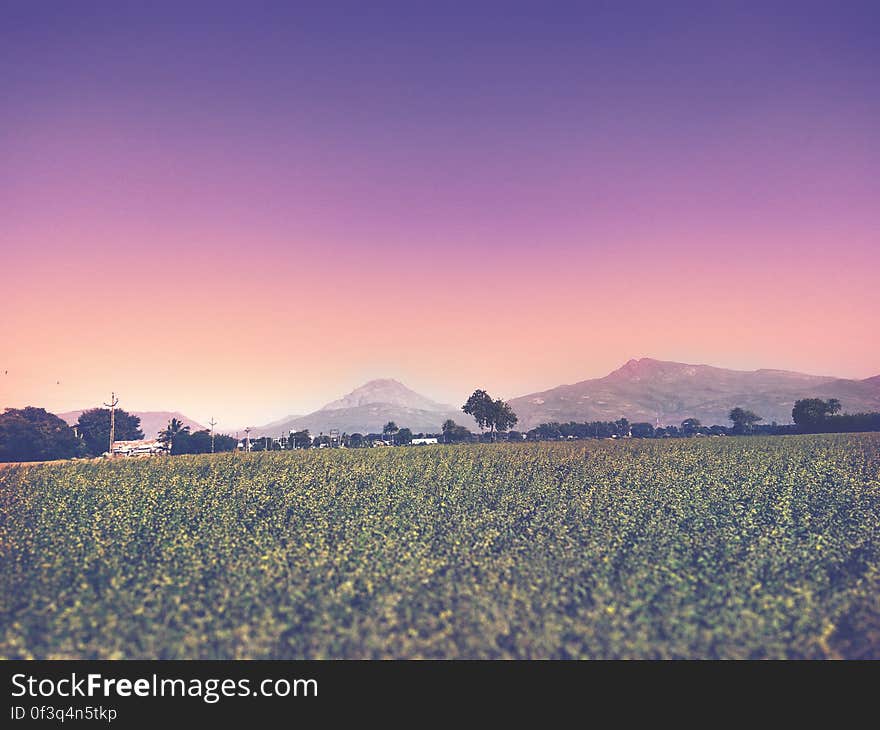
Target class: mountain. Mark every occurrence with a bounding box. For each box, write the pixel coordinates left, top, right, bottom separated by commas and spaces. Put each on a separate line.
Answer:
58, 410, 206, 439
250, 379, 472, 436
508, 358, 880, 429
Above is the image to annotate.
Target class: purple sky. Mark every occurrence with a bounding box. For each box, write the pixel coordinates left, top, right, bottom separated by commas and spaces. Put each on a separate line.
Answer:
2, 2, 879, 427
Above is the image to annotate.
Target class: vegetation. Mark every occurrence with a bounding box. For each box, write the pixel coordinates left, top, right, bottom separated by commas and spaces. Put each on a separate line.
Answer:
528, 400, 880, 442
0, 408, 82, 462
441, 419, 473, 444
3, 392, 879, 462
288, 430, 312, 449
172, 430, 237, 455
158, 418, 190, 453
1, 435, 877, 659
462, 390, 518, 441
790, 398, 880, 434
382, 422, 399, 444
76, 408, 143, 456
729, 407, 762, 434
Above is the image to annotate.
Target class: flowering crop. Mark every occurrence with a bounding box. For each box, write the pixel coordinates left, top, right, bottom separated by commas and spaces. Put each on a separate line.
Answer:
1, 434, 878, 658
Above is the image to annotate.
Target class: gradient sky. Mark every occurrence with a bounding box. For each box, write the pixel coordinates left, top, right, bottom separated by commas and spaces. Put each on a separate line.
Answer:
2, 1, 879, 429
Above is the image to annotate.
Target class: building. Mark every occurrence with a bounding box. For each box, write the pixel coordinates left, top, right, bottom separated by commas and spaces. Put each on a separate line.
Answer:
111, 439, 168, 457
411, 437, 439, 445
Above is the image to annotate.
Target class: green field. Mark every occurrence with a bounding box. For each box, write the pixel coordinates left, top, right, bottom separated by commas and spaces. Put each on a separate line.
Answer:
1, 435, 878, 659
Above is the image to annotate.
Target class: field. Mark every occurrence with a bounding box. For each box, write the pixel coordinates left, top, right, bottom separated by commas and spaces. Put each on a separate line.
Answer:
1, 435, 878, 659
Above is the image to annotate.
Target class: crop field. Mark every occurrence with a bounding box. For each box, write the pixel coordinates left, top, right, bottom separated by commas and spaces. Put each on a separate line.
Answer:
1, 435, 878, 659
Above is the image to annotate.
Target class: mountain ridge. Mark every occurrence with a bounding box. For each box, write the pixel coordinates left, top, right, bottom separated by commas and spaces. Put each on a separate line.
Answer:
508, 358, 880, 429
55, 359, 880, 438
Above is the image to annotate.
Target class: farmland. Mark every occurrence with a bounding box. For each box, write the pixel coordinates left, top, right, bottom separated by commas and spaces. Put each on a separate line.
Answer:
1, 435, 878, 659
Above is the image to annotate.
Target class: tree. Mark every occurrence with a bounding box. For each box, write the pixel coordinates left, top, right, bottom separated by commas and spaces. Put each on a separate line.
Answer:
396, 427, 413, 445
288, 430, 311, 449
159, 418, 190, 452
441, 419, 472, 443
249, 436, 276, 451
462, 390, 518, 441
382, 421, 399, 444
535, 422, 562, 440
0, 407, 83, 462
178, 430, 213, 454
681, 418, 701, 436
213, 434, 238, 452
170, 431, 193, 455
77, 408, 143, 456
462, 390, 494, 433
630, 422, 654, 438
729, 407, 762, 434
492, 399, 518, 436
614, 418, 630, 437
349, 433, 364, 448
792, 398, 846, 432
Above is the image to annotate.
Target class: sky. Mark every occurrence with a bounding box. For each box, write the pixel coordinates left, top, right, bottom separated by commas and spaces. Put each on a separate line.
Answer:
2, 1, 879, 429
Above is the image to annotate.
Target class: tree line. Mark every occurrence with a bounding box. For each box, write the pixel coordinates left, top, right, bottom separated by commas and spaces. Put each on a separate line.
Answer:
524, 399, 880, 442
0, 408, 239, 462
2, 392, 878, 463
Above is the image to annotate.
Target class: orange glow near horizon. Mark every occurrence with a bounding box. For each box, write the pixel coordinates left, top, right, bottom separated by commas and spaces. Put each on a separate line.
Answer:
3, 215, 878, 430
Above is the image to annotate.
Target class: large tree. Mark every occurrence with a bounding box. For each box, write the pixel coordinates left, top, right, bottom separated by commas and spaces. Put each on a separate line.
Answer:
462, 390, 494, 433
492, 399, 518, 436
792, 398, 842, 432
77, 408, 143, 456
729, 407, 762, 434
0, 407, 82, 462
462, 390, 518, 441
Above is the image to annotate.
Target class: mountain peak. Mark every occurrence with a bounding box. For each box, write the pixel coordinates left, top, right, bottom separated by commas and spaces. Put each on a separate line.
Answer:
610, 357, 682, 380
360, 378, 406, 388
320, 378, 451, 412
249, 378, 468, 436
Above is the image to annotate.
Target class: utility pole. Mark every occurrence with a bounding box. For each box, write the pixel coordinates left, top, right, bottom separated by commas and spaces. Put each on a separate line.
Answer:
104, 392, 119, 456
208, 417, 217, 454
244, 427, 251, 453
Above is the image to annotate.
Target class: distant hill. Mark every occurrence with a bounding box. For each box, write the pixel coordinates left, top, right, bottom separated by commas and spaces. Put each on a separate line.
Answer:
250, 379, 473, 436
509, 358, 880, 429
58, 410, 206, 439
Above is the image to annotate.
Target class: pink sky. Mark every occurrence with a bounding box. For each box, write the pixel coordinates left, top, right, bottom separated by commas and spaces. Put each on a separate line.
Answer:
2, 4, 878, 429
